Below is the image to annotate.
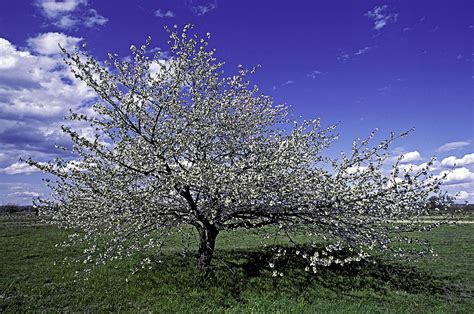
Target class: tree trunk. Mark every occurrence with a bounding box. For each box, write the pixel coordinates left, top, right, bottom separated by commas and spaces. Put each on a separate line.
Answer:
197, 224, 219, 270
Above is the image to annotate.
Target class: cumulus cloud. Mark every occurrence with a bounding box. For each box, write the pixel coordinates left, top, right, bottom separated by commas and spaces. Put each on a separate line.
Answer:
346, 166, 368, 174
27, 32, 82, 55
0, 38, 22, 70
397, 161, 437, 173
441, 153, 474, 168
36, 0, 108, 29
398, 151, 422, 163
436, 141, 470, 152
366, 5, 398, 30
0, 162, 42, 175
54, 15, 77, 28
456, 190, 472, 201
83, 9, 108, 27
37, 0, 86, 18
0, 36, 93, 120
186, 0, 217, 16
155, 9, 175, 18
443, 181, 474, 203
0, 36, 95, 168
439, 167, 474, 185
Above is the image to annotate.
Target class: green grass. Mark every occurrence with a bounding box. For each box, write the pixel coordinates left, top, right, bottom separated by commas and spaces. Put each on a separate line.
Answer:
1, 215, 473, 312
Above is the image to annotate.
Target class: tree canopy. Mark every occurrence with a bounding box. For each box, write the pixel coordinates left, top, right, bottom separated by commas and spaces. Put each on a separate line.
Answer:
28, 25, 445, 272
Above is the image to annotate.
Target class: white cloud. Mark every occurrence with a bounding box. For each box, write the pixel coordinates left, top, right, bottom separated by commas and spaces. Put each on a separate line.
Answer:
436, 141, 470, 152
0, 36, 111, 169
282, 80, 294, 86
0, 39, 20, 69
187, 0, 217, 16
399, 151, 422, 163
8, 191, 42, 198
439, 167, 474, 185
346, 166, 368, 174
54, 15, 77, 28
155, 9, 175, 18
441, 153, 474, 168
397, 161, 436, 173
37, 0, 86, 18
0, 36, 94, 120
366, 5, 398, 30
36, 0, 107, 29
456, 190, 472, 201
444, 181, 474, 203
148, 59, 174, 79
84, 9, 108, 27
0, 162, 42, 175
27, 32, 82, 55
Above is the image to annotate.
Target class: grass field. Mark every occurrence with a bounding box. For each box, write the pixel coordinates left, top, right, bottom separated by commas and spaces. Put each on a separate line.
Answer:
1, 214, 473, 312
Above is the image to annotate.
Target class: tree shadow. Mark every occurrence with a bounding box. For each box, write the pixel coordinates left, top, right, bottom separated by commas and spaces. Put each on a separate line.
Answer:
211, 245, 465, 298
143, 244, 470, 309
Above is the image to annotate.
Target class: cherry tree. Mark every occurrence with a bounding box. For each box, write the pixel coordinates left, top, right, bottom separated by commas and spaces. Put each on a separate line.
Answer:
28, 25, 445, 272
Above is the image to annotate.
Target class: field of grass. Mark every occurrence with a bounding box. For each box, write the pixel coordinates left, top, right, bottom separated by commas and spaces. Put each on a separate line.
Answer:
1, 214, 473, 312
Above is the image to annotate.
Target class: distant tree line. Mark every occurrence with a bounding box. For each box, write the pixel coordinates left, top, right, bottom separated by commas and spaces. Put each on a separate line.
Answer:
427, 196, 474, 214
0, 204, 37, 214
444, 203, 474, 214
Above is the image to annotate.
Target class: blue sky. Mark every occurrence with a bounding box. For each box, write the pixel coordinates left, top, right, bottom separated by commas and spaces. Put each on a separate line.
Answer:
0, 0, 473, 204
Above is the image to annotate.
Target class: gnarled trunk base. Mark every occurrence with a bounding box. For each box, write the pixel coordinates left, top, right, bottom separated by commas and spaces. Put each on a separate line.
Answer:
197, 225, 219, 270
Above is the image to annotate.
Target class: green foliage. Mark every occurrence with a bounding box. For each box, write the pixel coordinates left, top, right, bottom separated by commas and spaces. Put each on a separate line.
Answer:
1, 215, 472, 312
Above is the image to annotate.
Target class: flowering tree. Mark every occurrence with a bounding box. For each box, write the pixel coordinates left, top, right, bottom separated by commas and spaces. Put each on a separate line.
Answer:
28, 25, 445, 272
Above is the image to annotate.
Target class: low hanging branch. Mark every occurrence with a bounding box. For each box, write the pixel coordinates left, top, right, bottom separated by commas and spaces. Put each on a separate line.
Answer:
28, 24, 445, 273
